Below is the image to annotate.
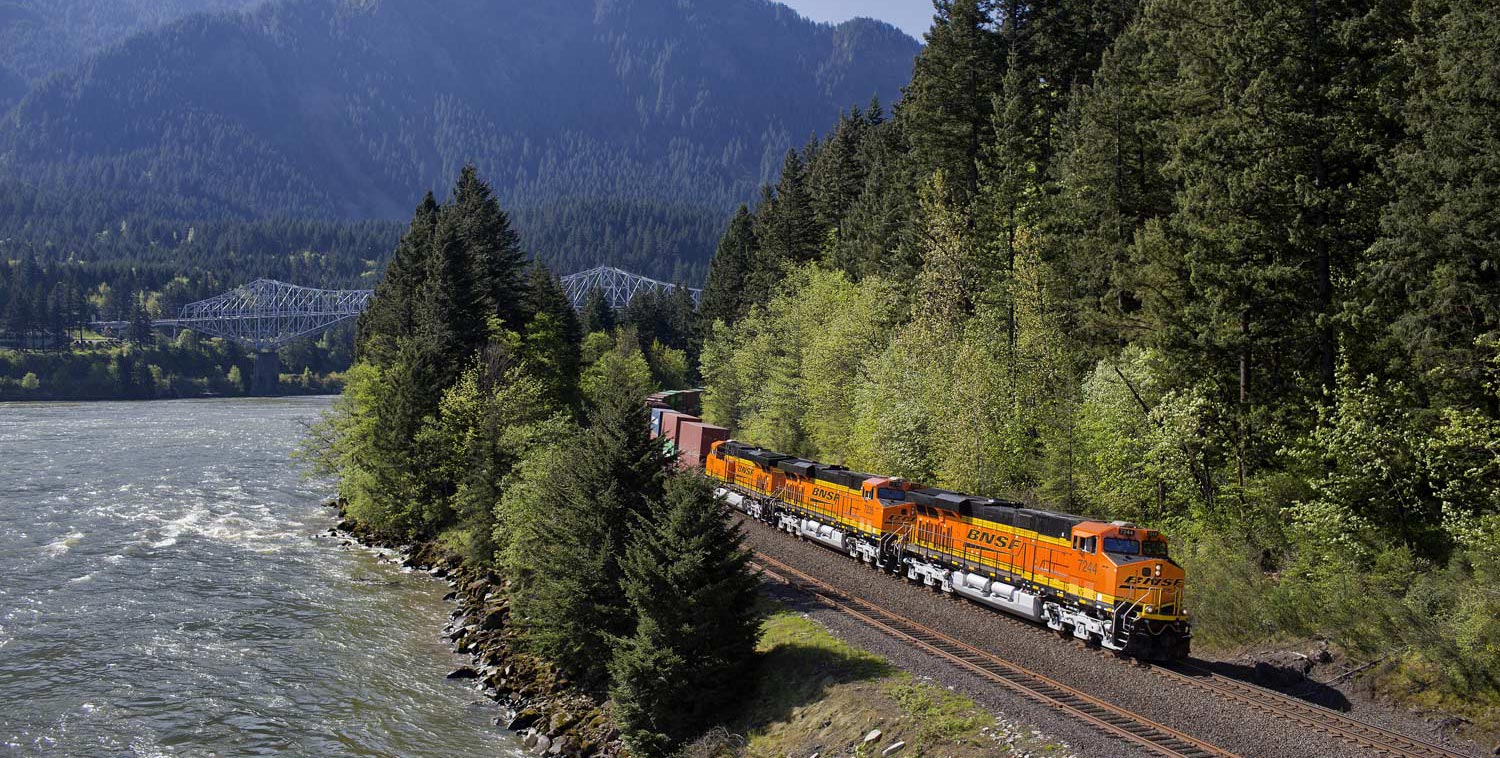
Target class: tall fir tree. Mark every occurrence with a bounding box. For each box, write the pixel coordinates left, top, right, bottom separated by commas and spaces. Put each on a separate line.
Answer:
519, 263, 584, 410
609, 475, 761, 757
580, 285, 616, 335
417, 212, 490, 388
699, 205, 757, 324
450, 165, 528, 328
1366, 0, 1500, 413
357, 192, 440, 365
513, 364, 672, 682
901, 0, 1005, 204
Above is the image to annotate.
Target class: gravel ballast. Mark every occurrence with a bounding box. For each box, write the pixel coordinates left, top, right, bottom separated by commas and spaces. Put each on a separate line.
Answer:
740, 515, 1490, 758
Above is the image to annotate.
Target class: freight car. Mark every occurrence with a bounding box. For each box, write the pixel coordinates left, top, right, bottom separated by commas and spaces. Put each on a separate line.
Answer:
691, 435, 1191, 661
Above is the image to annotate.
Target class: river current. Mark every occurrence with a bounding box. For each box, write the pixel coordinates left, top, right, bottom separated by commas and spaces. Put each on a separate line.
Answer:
0, 398, 522, 757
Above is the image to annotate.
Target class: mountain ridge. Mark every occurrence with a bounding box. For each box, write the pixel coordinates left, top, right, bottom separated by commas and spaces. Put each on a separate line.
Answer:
0, 0, 918, 281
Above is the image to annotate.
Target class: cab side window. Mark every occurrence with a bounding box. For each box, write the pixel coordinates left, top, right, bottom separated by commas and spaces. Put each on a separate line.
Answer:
1072, 536, 1098, 553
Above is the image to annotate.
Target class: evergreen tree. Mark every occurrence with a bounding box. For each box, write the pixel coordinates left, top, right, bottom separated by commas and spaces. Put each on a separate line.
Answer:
416, 213, 489, 388
699, 206, 757, 324
513, 365, 672, 682
609, 476, 761, 756
754, 150, 822, 269
128, 301, 154, 345
580, 286, 616, 335
519, 264, 583, 409
1367, 0, 1500, 413
901, 0, 1005, 204
357, 192, 439, 365
450, 166, 528, 327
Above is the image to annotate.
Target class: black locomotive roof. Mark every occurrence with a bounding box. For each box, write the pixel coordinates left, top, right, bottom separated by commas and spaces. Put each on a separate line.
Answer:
744, 448, 789, 467
909, 487, 1083, 538
814, 467, 873, 489
719, 441, 789, 467
775, 458, 820, 477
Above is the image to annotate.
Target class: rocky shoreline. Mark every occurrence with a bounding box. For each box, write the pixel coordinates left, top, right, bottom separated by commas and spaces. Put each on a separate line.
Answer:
325, 501, 628, 758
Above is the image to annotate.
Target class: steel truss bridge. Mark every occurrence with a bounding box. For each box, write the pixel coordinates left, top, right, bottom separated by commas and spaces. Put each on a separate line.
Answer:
92, 279, 373, 352
559, 266, 701, 311
92, 267, 694, 351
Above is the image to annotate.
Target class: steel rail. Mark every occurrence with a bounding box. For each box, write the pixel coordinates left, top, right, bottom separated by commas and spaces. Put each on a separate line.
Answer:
751, 553, 1240, 758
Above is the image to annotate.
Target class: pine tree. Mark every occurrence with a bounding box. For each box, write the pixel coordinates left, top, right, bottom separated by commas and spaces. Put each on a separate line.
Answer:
755, 150, 822, 269
357, 192, 439, 365
580, 286, 616, 335
609, 475, 761, 756
901, 0, 1005, 204
834, 120, 920, 281
514, 366, 672, 682
699, 206, 757, 324
416, 213, 489, 387
450, 165, 528, 327
1138, 0, 1405, 480
1367, 0, 1500, 413
1044, 21, 1174, 357
519, 264, 583, 409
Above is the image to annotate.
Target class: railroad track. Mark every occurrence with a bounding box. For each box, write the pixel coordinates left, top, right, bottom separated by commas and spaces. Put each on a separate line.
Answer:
751, 552, 1240, 758
1151, 663, 1476, 758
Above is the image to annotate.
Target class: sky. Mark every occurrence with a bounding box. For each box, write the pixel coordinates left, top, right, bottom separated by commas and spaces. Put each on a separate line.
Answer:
780, 0, 935, 41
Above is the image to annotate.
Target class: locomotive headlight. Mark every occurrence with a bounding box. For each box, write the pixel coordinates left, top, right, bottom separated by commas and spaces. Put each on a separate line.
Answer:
1154, 563, 1162, 577
1145, 605, 1155, 613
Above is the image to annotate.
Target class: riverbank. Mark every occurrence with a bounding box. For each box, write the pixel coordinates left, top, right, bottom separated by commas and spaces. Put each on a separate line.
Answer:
330, 503, 627, 758
0, 343, 345, 401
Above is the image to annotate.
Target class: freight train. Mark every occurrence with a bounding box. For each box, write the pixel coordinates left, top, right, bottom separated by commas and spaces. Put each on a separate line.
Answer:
648, 394, 1192, 661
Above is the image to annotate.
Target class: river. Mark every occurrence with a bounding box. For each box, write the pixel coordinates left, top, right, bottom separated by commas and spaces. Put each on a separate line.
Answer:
0, 398, 522, 757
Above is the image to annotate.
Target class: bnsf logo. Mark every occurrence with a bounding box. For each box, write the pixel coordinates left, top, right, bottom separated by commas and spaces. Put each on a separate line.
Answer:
812, 487, 839, 501
965, 528, 1014, 549
1122, 576, 1183, 587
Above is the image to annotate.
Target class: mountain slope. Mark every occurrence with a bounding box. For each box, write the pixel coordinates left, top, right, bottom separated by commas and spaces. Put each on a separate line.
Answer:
0, 0, 268, 109
0, 0, 918, 281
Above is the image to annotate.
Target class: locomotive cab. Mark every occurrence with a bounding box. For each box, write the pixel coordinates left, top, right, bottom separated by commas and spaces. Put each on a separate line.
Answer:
862, 477, 916, 504
1071, 522, 1191, 659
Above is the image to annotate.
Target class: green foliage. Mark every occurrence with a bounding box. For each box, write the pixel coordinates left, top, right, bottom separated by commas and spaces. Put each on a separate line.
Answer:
581, 328, 656, 409
509, 365, 672, 682
609, 476, 761, 756
580, 288, 616, 336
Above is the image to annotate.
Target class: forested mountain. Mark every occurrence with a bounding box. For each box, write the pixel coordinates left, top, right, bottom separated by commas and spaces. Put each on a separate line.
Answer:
0, 0, 267, 110
0, 0, 918, 283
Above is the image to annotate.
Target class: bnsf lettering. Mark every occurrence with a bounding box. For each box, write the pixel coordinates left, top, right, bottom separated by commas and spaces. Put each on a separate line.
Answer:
965, 528, 1014, 549
811, 487, 839, 501
1122, 576, 1183, 587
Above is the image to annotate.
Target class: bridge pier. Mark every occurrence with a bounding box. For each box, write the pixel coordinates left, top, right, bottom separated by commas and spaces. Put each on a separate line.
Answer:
251, 351, 280, 396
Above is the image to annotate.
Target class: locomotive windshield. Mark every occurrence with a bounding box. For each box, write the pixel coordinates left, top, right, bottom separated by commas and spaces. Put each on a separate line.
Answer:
1141, 539, 1169, 557
1103, 537, 1140, 555
877, 487, 907, 501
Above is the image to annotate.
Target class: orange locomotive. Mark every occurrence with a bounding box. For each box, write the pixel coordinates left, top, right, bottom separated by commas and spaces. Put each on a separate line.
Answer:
705, 439, 1191, 660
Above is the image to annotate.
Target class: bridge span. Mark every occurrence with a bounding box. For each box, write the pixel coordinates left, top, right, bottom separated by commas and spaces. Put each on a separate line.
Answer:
92, 268, 694, 393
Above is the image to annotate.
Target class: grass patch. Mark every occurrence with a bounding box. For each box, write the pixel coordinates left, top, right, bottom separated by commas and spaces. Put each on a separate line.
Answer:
718, 604, 1005, 758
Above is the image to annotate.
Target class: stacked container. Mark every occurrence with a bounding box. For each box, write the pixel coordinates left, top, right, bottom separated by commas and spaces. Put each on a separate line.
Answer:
676, 421, 729, 470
